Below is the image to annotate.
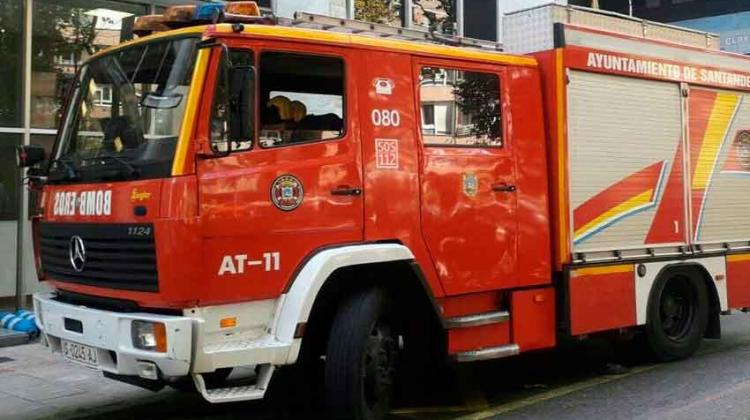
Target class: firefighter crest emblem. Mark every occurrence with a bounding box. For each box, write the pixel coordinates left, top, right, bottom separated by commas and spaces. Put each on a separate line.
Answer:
736, 130, 750, 170
463, 172, 478, 198
271, 175, 304, 211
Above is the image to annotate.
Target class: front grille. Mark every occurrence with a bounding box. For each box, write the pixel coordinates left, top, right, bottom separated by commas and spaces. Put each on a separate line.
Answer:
39, 223, 158, 292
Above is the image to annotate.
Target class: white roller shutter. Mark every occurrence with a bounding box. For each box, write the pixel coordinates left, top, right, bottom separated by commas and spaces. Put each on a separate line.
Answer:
567, 70, 684, 253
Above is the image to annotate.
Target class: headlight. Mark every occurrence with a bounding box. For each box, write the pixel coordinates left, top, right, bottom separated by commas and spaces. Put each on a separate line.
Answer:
131, 320, 167, 352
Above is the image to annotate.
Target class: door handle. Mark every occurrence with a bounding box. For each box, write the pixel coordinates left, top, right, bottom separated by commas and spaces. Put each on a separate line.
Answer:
492, 183, 517, 193
331, 186, 362, 196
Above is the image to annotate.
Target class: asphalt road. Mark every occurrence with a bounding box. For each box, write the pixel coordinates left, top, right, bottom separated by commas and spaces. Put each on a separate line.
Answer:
8, 313, 750, 420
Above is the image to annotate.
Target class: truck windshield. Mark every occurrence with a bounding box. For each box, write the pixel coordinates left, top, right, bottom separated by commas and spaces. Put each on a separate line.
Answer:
48, 37, 199, 183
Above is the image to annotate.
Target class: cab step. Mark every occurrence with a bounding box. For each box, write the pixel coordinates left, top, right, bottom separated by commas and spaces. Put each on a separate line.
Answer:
453, 344, 520, 362
445, 310, 509, 329
193, 364, 275, 403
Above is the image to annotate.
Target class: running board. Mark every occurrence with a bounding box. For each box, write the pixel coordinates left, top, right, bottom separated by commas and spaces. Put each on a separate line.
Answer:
193, 364, 275, 403
453, 344, 520, 362
445, 310, 510, 329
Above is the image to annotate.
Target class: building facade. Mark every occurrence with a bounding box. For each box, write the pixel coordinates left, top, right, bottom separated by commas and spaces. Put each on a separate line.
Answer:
597, 0, 750, 54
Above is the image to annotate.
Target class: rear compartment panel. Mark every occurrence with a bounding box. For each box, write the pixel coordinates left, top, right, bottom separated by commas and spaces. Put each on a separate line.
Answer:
567, 71, 683, 253
690, 88, 750, 244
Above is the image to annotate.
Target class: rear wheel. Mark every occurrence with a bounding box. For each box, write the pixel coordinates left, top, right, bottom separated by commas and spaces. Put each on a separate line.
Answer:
324, 288, 400, 420
645, 268, 708, 361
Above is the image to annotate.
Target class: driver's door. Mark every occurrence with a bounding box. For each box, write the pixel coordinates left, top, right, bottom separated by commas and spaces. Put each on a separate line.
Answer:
195, 42, 363, 304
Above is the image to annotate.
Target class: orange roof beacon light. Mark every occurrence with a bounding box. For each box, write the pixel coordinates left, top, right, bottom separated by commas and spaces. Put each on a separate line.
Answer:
132, 14, 171, 36
163, 5, 198, 24
225, 2, 261, 16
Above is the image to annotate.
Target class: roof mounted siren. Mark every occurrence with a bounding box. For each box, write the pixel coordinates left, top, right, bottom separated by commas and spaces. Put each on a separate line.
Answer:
134, 2, 276, 37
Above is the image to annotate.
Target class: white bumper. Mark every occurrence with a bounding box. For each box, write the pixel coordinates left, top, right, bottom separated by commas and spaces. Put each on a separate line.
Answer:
33, 292, 193, 377
33, 292, 295, 379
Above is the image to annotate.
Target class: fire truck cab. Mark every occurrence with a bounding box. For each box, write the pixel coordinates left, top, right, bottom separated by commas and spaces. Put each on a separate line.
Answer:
19, 2, 750, 419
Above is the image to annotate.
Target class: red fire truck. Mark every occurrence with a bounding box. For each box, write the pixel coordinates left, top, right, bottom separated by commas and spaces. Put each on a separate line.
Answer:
17, 2, 750, 418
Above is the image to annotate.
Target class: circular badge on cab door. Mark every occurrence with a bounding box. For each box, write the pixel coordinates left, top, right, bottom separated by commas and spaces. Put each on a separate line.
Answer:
271, 175, 304, 211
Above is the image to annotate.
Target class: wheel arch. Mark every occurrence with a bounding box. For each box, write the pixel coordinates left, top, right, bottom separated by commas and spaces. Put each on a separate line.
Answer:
273, 243, 443, 364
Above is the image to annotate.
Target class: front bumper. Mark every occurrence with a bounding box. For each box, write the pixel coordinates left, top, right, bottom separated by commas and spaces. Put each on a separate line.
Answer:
33, 292, 193, 378
33, 292, 295, 403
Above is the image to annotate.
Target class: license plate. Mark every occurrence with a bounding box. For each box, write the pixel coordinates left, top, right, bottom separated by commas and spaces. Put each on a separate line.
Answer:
61, 340, 98, 367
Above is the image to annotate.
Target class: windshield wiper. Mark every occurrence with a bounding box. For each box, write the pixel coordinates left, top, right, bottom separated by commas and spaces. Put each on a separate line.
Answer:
47, 158, 79, 181
84, 155, 141, 179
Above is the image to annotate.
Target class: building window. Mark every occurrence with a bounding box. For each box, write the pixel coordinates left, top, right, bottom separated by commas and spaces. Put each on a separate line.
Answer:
259, 52, 345, 148
0, 0, 24, 128
31, 0, 148, 130
418, 66, 502, 147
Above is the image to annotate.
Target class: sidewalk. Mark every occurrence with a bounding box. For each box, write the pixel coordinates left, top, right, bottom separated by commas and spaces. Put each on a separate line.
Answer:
0, 342, 177, 420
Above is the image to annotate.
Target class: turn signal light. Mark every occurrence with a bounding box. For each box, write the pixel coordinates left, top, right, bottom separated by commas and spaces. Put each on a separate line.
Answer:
220, 317, 237, 329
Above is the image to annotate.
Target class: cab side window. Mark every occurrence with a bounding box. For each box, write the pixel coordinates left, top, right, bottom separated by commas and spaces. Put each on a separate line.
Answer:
211, 49, 255, 152
259, 52, 345, 148
418, 66, 502, 147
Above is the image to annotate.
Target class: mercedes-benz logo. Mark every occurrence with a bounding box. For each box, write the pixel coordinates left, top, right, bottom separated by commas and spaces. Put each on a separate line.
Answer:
68, 235, 86, 272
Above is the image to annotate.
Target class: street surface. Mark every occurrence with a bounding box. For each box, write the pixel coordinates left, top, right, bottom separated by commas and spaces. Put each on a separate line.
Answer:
3, 313, 750, 419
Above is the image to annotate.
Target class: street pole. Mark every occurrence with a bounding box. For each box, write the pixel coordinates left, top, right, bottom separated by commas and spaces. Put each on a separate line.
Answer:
16, 0, 32, 311
404, 0, 413, 29
456, 0, 464, 37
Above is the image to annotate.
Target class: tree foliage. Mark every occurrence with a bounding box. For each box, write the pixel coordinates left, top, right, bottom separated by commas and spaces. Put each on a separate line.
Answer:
354, 0, 456, 33
34, 2, 99, 125
354, 0, 400, 24
454, 72, 500, 143
414, 0, 455, 34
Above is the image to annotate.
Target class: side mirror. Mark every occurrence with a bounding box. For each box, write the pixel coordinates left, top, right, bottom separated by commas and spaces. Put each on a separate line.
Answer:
16, 145, 46, 168
227, 65, 255, 143
205, 47, 255, 157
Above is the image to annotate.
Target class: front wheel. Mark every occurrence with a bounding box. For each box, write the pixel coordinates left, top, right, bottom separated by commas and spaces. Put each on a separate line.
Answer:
645, 268, 709, 361
324, 288, 400, 420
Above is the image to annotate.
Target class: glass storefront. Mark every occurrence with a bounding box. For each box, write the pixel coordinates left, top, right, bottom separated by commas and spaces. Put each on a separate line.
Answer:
0, 0, 156, 301
0, 0, 150, 224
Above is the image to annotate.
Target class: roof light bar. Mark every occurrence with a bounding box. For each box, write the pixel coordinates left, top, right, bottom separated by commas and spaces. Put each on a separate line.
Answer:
133, 2, 268, 37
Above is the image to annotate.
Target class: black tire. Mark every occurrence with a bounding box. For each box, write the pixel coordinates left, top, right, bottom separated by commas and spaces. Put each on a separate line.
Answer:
645, 268, 709, 362
324, 288, 400, 420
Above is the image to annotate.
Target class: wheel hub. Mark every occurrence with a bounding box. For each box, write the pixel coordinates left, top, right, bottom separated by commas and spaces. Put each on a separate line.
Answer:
363, 322, 397, 410
659, 276, 697, 341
